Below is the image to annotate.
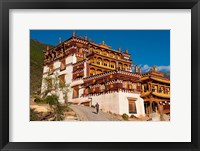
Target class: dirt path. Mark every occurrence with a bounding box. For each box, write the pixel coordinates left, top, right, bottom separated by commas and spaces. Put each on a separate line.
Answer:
69, 105, 122, 121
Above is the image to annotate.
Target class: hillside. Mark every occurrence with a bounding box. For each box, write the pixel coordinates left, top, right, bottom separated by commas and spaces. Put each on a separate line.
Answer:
30, 39, 53, 95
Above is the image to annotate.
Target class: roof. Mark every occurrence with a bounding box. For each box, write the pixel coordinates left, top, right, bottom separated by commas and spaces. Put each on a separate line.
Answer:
141, 70, 170, 84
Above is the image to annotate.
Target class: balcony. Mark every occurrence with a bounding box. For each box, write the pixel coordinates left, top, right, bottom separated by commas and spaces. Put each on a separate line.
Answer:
152, 92, 170, 98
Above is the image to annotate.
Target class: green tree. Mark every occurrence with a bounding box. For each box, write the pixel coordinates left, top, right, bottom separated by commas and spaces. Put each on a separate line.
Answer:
41, 72, 70, 121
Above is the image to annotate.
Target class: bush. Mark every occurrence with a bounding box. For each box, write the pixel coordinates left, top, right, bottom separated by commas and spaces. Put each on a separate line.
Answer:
44, 95, 58, 105
34, 96, 44, 103
30, 109, 39, 121
122, 113, 129, 121
91, 105, 95, 108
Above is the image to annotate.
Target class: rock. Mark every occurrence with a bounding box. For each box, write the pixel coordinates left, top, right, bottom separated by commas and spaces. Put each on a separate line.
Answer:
30, 105, 52, 113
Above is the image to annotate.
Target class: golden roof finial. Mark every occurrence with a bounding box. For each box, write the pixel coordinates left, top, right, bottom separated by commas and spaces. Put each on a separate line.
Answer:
84, 35, 88, 40
102, 40, 105, 45
135, 65, 138, 73
46, 45, 49, 50
139, 67, 142, 74
72, 31, 76, 37
153, 65, 157, 71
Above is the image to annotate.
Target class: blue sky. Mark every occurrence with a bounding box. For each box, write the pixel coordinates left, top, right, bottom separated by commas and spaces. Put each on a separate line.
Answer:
30, 30, 170, 72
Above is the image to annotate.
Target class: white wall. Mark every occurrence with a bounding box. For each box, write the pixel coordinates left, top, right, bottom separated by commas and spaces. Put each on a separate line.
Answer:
43, 65, 49, 73
53, 60, 60, 68
79, 91, 145, 117
83, 61, 87, 77
41, 55, 75, 101
84, 92, 120, 114
66, 54, 76, 64
118, 91, 145, 117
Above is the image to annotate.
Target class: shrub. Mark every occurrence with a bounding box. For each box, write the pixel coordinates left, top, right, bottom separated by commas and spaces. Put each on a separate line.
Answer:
44, 95, 58, 105
30, 109, 39, 121
122, 113, 129, 121
34, 96, 44, 103
91, 105, 95, 108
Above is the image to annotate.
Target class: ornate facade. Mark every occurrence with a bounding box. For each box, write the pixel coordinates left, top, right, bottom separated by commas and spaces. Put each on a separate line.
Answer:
140, 66, 170, 114
41, 32, 170, 117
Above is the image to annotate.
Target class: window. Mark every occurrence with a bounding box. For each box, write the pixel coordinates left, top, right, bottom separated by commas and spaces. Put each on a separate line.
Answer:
165, 88, 170, 94
159, 87, 164, 93
85, 87, 89, 94
103, 60, 109, 67
103, 51, 108, 56
59, 74, 65, 87
110, 53, 114, 58
47, 78, 52, 90
77, 57, 83, 62
152, 85, 157, 92
123, 81, 128, 89
128, 99, 137, 114
144, 85, 148, 92
110, 61, 115, 68
49, 64, 54, 74
90, 68, 96, 76
90, 58, 94, 63
96, 49, 101, 54
96, 69, 102, 74
60, 59, 66, 71
124, 64, 128, 70
118, 63, 122, 69
73, 86, 79, 98
101, 84, 105, 91
133, 83, 137, 89
97, 61, 100, 65
79, 48, 83, 54
96, 58, 102, 65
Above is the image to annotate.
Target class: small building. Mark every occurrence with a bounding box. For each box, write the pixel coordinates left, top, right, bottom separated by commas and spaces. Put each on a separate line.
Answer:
140, 67, 170, 115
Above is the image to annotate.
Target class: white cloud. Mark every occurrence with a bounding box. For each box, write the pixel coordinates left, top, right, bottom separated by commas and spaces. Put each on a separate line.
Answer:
140, 64, 170, 73
141, 64, 151, 72
157, 65, 170, 72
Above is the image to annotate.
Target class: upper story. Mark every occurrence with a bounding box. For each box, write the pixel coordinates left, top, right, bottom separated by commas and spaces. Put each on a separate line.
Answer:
42, 32, 134, 79
140, 66, 170, 99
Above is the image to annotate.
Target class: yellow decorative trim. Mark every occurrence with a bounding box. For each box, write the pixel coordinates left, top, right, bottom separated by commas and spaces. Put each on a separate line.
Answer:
141, 77, 149, 81
140, 91, 151, 97
151, 77, 170, 84
152, 92, 170, 98
91, 63, 116, 70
